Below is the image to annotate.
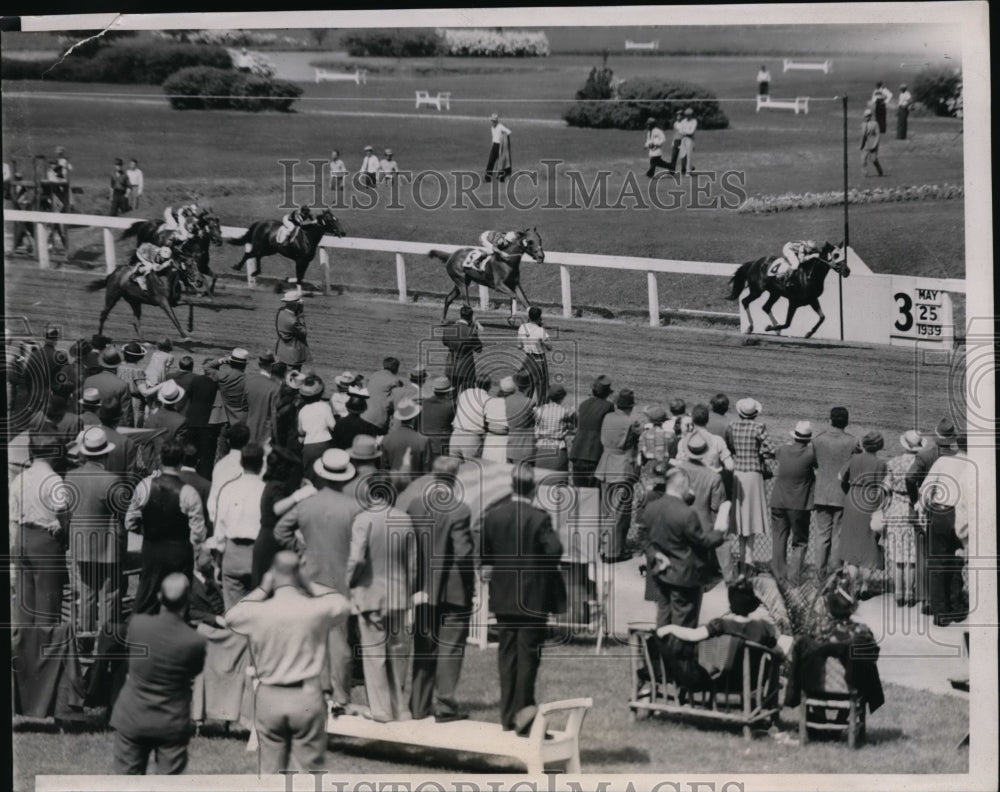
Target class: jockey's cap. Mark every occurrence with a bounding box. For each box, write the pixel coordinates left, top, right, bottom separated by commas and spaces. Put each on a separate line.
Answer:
504, 231, 518, 242
805, 239, 816, 248
158, 246, 172, 259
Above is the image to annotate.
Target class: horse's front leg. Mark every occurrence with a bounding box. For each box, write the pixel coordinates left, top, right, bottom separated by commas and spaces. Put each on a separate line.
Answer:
514, 283, 531, 311
492, 283, 521, 325
804, 299, 825, 338
130, 301, 143, 338
740, 291, 757, 334
762, 293, 785, 333
161, 299, 193, 342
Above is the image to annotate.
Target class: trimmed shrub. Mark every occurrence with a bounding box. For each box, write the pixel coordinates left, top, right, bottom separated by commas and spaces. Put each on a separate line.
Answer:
565, 76, 729, 130
342, 30, 443, 58
738, 183, 964, 214
912, 66, 963, 118
163, 67, 302, 112
436, 28, 549, 57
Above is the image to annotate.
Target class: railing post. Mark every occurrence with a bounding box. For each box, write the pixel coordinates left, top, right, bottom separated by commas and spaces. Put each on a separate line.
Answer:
560, 264, 572, 318
320, 248, 330, 296
395, 253, 407, 303
647, 271, 659, 327
102, 228, 117, 274
246, 258, 255, 288
36, 223, 50, 270
478, 285, 489, 311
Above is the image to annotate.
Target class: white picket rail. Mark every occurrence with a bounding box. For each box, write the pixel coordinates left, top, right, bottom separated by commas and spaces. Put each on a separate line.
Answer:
3, 210, 967, 331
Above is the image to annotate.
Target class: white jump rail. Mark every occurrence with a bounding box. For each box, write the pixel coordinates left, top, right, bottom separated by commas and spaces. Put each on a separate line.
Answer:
314, 67, 368, 85
782, 58, 832, 74
415, 90, 452, 111
625, 40, 659, 50
756, 95, 810, 114
4, 210, 968, 333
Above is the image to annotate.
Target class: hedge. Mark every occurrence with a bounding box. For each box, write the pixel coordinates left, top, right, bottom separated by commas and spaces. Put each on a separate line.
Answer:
564, 76, 729, 130
738, 183, 964, 214
163, 67, 302, 112
341, 30, 443, 57
1, 42, 232, 84
436, 28, 550, 57
912, 67, 963, 118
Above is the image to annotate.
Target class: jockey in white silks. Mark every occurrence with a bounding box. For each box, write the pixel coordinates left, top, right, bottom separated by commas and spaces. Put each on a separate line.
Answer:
131, 243, 174, 292
161, 204, 199, 242
774, 239, 821, 286
277, 205, 314, 245
469, 229, 519, 270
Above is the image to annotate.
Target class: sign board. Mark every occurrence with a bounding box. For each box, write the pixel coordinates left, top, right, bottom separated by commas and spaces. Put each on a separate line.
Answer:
889, 276, 955, 346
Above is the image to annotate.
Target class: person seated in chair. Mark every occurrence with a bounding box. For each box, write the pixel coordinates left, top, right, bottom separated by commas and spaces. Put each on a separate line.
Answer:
656, 576, 779, 648
469, 229, 519, 271
773, 239, 821, 287
277, 205, 314, 245
132, 243, 174, 292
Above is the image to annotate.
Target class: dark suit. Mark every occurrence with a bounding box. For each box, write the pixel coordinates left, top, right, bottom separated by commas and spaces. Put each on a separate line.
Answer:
144, 408, 188, 457
482, 495, 564, 731
417, 395, 455, 457
769, 441, 816, 584
907, 443, 947, 607
109, 609, 206, 774
205, 362, 248, 425
165, 370, 194, 415
331, 413, 381, 452
504, 391, 536, 464
442, 320, 482, 393
177, 467, 213, 537
243, 371, 278, 448
83, 370, 133, 428
407, 479, 475, 719
569, 396, 614, 487
811, 427, 858, 575
641, 493, 724, 628
595, 409, 641, 559
381, 424, 434, 479
362, 369, 403, 434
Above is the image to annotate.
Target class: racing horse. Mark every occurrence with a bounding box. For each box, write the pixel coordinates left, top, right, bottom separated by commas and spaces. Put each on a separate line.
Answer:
120, 210, 224, 293
228, 209, 346, 286
429, 228, 545, 323
726, 241, 849, 338
85, 249, 204, 342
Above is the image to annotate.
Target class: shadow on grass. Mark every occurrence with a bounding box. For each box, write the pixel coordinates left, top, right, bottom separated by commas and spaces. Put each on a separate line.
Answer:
326, 737, 522, 773
581, 745, 652, 764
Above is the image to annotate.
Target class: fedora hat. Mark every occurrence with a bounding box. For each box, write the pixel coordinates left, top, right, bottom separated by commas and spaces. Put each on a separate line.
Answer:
934, 417, 957, 445
314, 449, 356, 482
432, 376, 453, 394
498, 376, 516, 395
229, 347, 249, 364
349, 434, 381, 461
514, 370, 531, 389
78, 387, 102, 408
548, 383, 567, 402
409, 365, 427, 383
736, 398, 761, 419
158, 379, 185, 405
79, 427, 116, 457
899, 429, 925, 453
122, 341, 147, 360
686, 433, 709, 457
395, 398, 421, 421
258, 350, 276, 366
616, 388, 635, 409
44, 325, 60, 341
861, 431, 884, 453
643, 404, 667, 424
299, 376, 325, 398
281, 288, 303, 303
489, 113, 499, 121
792, 420, 813, 441
593, 374, 613, 393
99, 347, 122, 368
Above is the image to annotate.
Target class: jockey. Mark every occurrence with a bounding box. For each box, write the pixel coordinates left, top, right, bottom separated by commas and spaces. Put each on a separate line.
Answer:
472, 229, 519, 269
131, 243, 173, 291
775, 239, 820, 285
162, 204, 199, 242
277, 205, 314, 245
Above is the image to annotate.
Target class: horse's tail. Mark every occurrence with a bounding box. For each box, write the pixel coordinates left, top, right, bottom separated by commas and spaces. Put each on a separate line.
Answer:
227, 225, 252, 246
119, 221, 144, 242
726, 261, 751, 300
427, 249, 451, 263
85, 275, 110, 292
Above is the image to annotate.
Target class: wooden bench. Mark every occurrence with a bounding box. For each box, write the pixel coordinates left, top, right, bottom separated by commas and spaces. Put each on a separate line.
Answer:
415, 90, 451, 111
315, 67, 368, 85
782, 58, 832, 74
325, 698, 593, 773
625, 40, 659, 51
756, 95, 810, 115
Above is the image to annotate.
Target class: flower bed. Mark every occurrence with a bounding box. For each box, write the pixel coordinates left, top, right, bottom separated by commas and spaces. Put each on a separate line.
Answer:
738, 183, 964, 214
436, 28, 549, 57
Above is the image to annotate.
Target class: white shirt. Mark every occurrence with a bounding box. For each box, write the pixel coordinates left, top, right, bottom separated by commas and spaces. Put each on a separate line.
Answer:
872, 86, 893, 104
453, 387, 490, 434
298, 401, 336, 444
214, 472, 266, 542
484, 396, 509, 435
645, 127, 666, 157
490, 122, 511, 144
9, 459, 64, 532
897, 89, 913, 108
920, 452, 977, 541
360, 154, 382, 174
380, 158, 399, 179
677, 117, 698, 136
518, 321, 550, 355
757, 69, 771, 83
329, 158, 347, 177
126, 167, 143, 194
208, 450, 243, 525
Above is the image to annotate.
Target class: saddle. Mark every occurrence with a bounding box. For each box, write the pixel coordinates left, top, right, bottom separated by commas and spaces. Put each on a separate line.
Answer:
461, 250, 489, 272
274, 226, 302, 247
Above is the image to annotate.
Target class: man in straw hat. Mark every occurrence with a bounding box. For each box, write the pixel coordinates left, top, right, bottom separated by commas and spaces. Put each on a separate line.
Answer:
144, 379, 188, 446
340, 434, 382, 505
83, 346, 134, 428
117, 340, 149, 427
769, 420, 817, 585
643, 116, 670, 179
674, 432, 728, 548
275, 289, 309, 370
359, 144, 382, 188
206, 348, 250, 429
65, 427, 125, 636
418, 376, 456, 458
382, 398, 433, 478
273, 448, 361, 716
78, 387, 104, 428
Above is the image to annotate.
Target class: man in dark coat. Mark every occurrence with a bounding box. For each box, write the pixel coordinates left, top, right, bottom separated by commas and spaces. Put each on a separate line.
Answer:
442, 305, 483, 394
144, 379, 188, 448
569, 375, 615, 488
481, 466, 564, 733
362, 356, 404, 435
83, 347, 134, 428
23, 325, 64, 410
641, 467, 725, 628
381, 398, 433, 480
769, 420, 817, 585
205, 347, 249, 426
244, 350, 279, 448
406, 457, 476, 721
110, 574, 207, 774
179, 357, 220, 480
274, 289, 309, 369
417, 377, 456, 457
505, 370, 536, 465
178, 443, 213, 536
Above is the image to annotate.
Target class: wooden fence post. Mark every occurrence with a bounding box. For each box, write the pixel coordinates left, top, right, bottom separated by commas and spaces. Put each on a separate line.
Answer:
647, 271, 659, 327
36, 223, 50, 270
102, 228, 117, 274
320, 248, 330, 296
478, 285, 489, 311
560, 265, 572, 318
395, 253, 407, 303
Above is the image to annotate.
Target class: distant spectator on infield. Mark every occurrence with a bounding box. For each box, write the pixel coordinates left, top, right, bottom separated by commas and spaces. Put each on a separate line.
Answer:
644, 117, 670, 179
485, 113, 512, 183
126, 159, 144, 211
757, 64, 771, 98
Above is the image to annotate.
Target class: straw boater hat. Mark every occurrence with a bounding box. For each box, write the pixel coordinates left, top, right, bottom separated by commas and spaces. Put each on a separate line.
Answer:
395, 398, 421, 422
158, 380, 185, 406
122, 341, 147, 361
736, 398, 761, 419
285, 370, 305, 390
299, 376, 325, 399
335, 371, 357, 389
78, 387, 102, 409
347, 384, 370, 399
899, 430, 925, 453
364, 145, 374, 152
313, 449, 356, 482
431, 376, 453, 395
229, 347, 249, 364
79, 427, 116, 457
349, 434, 381, 461
498, 376, 516, 396
281, 288, 303, 303
409, 365, 427, 384
792, 420, 813, 441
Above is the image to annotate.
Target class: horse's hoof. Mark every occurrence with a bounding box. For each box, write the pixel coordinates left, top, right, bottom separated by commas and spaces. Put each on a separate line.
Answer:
231, 263, 244, 271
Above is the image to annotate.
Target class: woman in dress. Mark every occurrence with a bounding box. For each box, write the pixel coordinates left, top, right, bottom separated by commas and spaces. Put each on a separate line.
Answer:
834, 431, 889, 591
297, 375, 335, 484
881, 430, 925, 607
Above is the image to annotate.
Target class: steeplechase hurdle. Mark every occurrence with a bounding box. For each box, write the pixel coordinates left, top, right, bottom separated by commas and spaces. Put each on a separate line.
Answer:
625, 39, 659, 51
314, 67, 368, 85
782, 58, 832, 74
414, 90, 452, 111
756, 95, 810, 114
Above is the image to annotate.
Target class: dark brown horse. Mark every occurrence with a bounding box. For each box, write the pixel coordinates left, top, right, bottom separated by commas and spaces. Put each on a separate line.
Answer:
726, 241, 849, 338
429, 228, 545, 323
121, 210, 224, 293
86, 263, 193, 342
228, 209, 346, 286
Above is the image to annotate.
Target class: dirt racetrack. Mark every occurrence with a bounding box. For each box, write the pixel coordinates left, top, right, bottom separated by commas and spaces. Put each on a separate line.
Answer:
6, 257, 962, 443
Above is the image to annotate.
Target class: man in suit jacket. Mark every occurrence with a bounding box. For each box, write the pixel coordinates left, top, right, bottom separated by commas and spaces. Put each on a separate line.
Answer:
481, 467, 564, 733
83, 347, 133, 428
110, 574, 207, 774
675, 433, 726, 535
178, 443, 213, 535
595, 388, 642, 562
274, 289, 309, 369
362, 356, 404, 434
443, 305, 483, 394
183, 358, 220, 479
505, 370, 536, 465
206, 347, 249, 426
810, 406, 858, 577
569, 374, 615, 488
641, 467, 725, 628
243, 351, 279, 448
381, 399, 433, 481
406, 458, 476, 721
65, 428, 125, 635
770, 421, 817, 585
417, 377, 456, 457
165, 355, 195, 413
144, 380, 188, 452
273, 449, 362, 712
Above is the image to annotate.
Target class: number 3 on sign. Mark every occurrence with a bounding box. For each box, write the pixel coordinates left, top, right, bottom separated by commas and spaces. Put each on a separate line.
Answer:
894, 292, 913, 332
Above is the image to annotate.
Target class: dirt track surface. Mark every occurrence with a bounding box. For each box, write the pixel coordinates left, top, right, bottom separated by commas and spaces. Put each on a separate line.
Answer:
6, 259, 961, 441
